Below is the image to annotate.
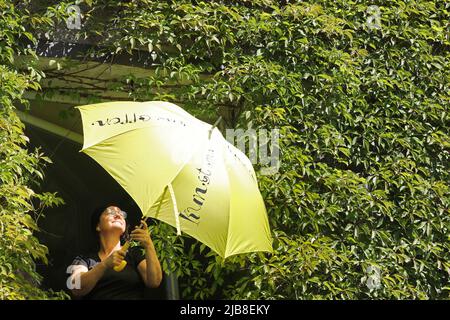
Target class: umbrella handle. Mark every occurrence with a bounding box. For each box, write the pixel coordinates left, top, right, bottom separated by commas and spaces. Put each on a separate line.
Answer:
113, 241, 130, 272
113, 260, 127, 272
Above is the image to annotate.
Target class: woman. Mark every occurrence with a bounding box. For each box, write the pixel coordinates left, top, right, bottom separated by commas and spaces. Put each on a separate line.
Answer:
67, 204, 162, 299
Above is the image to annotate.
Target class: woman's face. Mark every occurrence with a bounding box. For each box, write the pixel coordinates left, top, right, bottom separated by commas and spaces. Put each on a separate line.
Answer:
97, 206, 127, 235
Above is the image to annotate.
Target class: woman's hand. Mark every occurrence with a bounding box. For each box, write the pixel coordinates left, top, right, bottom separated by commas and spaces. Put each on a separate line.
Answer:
133, 220, 162, 288
130, 220, 152, 248
103, 249, 126, 269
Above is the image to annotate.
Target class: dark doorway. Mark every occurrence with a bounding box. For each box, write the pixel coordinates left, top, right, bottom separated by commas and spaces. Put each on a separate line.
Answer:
24, 124, 167, 299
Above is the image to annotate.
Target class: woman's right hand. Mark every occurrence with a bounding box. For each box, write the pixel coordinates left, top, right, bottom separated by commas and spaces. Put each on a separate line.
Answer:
103, 249, 126, 269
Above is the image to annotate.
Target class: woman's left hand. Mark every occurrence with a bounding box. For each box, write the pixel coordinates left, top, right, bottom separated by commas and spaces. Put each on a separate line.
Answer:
130, 220, 152, 248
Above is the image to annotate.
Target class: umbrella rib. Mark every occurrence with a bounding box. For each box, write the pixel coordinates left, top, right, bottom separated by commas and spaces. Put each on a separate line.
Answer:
208, 116, 222, 139
154, 186, 168, 219
168, 183, 181, 236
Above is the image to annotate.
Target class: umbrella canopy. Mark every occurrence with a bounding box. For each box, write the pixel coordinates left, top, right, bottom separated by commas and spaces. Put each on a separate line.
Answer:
76, 101, 272, 258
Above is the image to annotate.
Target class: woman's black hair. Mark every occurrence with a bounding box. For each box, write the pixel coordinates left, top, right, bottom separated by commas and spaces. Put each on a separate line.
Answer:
91, 203, 128, 244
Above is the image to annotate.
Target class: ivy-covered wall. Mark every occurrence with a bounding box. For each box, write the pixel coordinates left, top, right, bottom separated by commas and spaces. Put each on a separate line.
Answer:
0, 0, 68, 299
2, 0, 449, 299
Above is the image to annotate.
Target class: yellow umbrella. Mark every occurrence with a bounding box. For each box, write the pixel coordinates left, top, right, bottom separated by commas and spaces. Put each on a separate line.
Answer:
76, 101, 272, 258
